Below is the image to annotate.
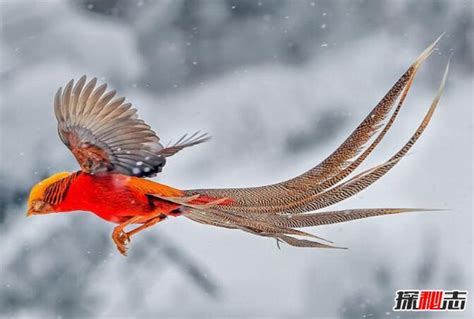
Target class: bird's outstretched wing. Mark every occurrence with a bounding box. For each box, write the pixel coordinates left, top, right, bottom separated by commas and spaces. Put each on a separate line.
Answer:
54, 77, 208, 177
172, 35, 449, 248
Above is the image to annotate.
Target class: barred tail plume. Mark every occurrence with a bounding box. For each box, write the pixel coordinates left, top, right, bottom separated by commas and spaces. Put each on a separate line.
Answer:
156, 35, 449, 248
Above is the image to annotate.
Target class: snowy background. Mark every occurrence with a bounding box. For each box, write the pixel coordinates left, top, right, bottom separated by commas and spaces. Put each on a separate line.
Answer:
0, 0, 472, 318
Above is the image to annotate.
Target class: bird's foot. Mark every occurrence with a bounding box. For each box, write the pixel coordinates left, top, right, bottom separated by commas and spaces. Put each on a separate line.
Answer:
112, 227, 130, 256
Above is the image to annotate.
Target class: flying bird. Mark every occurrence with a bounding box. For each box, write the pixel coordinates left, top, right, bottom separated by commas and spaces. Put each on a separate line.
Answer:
27, 36, 449, 255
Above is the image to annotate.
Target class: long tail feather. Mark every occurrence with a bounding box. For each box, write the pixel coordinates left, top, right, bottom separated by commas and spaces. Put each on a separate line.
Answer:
281, 58, 450, 214
185, 35, 442, 212
150, 193, 334, 243
174, 37, 448, 249
223, 57, 448, 215
184, 209, 342, 248
234, 208, 443, 228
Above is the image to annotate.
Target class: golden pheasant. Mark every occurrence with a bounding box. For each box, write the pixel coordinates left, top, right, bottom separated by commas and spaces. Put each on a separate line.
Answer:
27, 36, 449, 255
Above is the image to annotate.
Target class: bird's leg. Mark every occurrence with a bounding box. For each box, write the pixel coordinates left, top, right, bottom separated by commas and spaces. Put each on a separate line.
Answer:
112, 216, 143, 256
112, 214, 167, 256
126, 214, 166, 239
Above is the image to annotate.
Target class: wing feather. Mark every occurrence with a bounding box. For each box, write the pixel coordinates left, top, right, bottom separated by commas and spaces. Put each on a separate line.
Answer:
159, 132, 211, 157
55, 76, 166, 177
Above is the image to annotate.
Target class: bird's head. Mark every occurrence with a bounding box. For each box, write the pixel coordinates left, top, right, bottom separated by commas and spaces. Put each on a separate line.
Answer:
26, 172, 71, 216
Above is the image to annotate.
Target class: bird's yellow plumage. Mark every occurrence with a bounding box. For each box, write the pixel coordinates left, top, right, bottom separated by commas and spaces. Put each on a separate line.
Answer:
27, 172, 71, 209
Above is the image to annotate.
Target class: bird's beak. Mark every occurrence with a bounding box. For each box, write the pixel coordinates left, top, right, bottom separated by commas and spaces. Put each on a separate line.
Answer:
26, 207, 34, 217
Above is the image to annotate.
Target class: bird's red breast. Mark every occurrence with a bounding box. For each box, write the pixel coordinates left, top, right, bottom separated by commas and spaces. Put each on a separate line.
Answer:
56, 173, 184, 223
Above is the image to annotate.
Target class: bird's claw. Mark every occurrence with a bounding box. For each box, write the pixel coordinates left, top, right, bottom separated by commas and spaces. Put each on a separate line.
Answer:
112, 227, 130, 256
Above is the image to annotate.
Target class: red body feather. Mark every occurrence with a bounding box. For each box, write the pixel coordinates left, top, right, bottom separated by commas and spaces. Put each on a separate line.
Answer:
56, 173, 184, 223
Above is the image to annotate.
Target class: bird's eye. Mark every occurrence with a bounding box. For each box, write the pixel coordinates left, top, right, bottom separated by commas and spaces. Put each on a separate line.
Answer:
33, 200, 44, 211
